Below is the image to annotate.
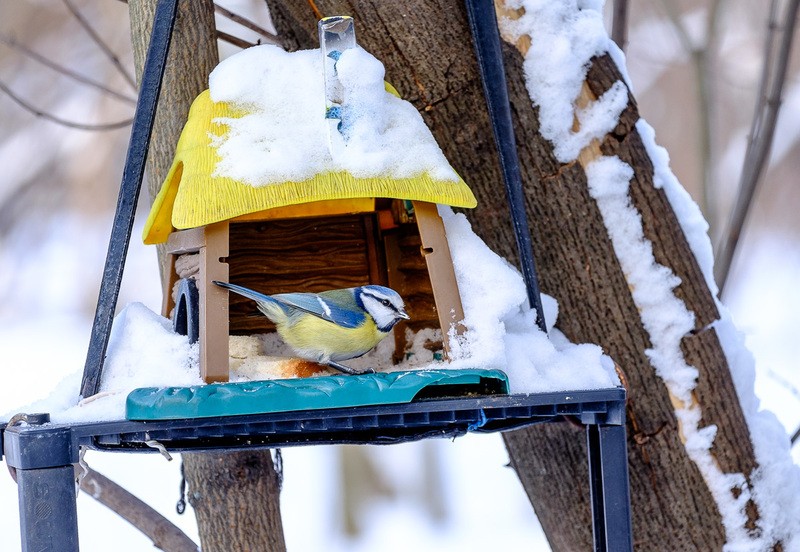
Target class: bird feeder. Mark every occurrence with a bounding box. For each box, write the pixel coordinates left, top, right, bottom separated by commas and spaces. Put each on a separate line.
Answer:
142, 16, 477, 384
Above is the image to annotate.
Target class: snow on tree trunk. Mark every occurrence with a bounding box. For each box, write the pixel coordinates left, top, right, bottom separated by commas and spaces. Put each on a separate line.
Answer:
129, 1, 286, 550
272, 1, 767, 549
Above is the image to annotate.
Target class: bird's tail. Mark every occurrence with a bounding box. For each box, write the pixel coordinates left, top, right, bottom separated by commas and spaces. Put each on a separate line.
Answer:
212, 281, 287, 320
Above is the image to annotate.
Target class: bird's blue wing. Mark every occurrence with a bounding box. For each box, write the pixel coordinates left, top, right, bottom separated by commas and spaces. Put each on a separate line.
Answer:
272, 290, 366, 329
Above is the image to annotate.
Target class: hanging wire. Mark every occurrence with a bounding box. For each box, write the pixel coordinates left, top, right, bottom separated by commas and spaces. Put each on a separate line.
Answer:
273, 448, 284, 490
307, 0, 323, 20
176, 460, 187, 514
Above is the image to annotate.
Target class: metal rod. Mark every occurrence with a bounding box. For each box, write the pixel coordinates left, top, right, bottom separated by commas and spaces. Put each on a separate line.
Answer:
587, 424, 634, 551
464, 0, 547, 332
586, 424, 607, 551
80, 0, 179, 397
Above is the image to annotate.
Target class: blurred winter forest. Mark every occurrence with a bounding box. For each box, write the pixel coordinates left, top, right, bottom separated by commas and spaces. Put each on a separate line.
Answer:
0, 0, 799, 550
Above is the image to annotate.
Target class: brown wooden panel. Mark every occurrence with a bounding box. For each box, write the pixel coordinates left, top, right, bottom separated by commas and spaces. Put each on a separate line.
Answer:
227, 215, 377, 334
224, 212, 445, 364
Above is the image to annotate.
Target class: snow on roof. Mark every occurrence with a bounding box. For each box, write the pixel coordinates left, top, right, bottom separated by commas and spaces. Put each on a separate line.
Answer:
209, 45, 461, 186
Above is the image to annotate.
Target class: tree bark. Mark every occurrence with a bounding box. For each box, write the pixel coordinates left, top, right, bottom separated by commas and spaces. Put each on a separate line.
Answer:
183, 451, 287, 552
272, 1, 762, 550
129, 2, 286, 550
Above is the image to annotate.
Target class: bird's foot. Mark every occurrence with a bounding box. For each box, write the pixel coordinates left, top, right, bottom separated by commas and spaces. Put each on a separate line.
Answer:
325, 361, 375, 375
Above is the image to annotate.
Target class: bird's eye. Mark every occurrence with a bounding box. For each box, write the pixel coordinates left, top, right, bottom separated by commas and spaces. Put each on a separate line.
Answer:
381, 299, 391, 307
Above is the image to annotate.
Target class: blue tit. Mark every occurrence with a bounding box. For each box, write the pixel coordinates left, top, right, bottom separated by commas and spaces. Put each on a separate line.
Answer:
213, 281, 409, 375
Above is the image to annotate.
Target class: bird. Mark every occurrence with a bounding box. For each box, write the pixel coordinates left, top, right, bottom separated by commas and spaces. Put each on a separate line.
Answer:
213, 281, 409, 375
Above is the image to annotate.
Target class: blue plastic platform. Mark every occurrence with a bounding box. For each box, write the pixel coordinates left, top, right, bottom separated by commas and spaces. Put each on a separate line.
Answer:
126, 369, 510, 420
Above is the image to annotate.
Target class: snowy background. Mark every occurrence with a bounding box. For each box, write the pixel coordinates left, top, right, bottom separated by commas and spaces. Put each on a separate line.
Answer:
1, 0, 799, 550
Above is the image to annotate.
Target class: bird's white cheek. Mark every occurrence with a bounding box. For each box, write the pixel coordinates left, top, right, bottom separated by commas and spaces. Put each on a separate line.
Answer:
361, 297, 393, 330
372, 309, 400, 332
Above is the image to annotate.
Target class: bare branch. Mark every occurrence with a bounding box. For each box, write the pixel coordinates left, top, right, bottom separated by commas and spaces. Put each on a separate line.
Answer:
0, 79, 133, 131
62, 0, 138, 90
750, 0, 782, 142
658, 0, 695, 55
715, 0, 800, 293
0, 35, 137, 104
697, 0, 723, 241
217, 30, 257, 50
115, 0, 278, 49
762, 367, 800, 447
658, 0, 722, 237
80, 466, 198, 552
214, 4, 281, 46
611, 0, 629, 52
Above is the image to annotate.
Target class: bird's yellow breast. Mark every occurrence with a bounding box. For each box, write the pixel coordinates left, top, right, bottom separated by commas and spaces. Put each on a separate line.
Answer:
277, 315, 387, 362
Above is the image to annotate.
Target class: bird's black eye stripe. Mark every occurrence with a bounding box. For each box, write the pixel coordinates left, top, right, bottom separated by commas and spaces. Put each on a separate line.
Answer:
363, 291, 400, 313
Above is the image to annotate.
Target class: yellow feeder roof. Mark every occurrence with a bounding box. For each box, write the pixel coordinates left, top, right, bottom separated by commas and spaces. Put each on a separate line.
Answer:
143, 53, 477, 245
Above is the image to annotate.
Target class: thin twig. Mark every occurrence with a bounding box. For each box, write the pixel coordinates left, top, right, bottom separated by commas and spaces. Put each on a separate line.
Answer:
715, 0, 800, 293
0, 35, 137, 104
63, 0, 138, 89
80, 466, 198, 552
658, 0, 719, 235
765, 366, 800, 402
659, 0, 694, 54
698, 0, 723, 240
764, 367, 800, 446
217, 30, 257, 50
307, 0, 323, 20
214, 3, 281, 45
0, 79, 133, 131
611, 0, 629, 52
115, 0, 274, 49
749, 0, 781, 143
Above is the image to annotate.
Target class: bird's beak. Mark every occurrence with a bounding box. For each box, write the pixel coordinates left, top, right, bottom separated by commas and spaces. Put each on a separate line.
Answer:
398, 310, 410, 320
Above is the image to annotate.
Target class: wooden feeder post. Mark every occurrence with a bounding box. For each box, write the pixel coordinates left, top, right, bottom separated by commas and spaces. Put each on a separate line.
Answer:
413, 201, 465, 351
163, 222, 230, 383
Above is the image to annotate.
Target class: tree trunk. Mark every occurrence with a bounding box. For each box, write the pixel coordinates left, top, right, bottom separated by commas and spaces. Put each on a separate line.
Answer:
129, 2, 286, 550
183, 451, 287, 552
271, 1, 762, 550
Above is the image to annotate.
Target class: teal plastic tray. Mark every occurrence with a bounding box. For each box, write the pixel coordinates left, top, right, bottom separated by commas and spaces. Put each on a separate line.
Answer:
126, 369, 509, 420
